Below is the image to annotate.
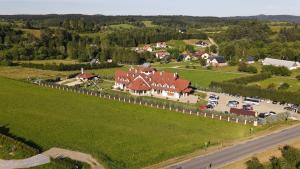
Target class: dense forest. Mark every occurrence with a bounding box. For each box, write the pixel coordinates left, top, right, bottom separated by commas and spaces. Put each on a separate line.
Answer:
1, 14, 300, 65
215, 21, 300, 62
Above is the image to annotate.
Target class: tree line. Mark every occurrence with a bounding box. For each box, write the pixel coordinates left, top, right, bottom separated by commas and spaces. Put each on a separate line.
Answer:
246, 145, 300, 169
216, 21, 300, 62
106, 27, 207, 47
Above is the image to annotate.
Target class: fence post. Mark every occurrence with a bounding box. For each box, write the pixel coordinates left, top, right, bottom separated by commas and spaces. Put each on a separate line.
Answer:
253, 120, 258, 126
182, 109, 185, 114
197, 112, 199, 116
219, 116, 222, 120
212, 114, 214, 119
190, 111, 192, 115
244, 120, 247, 125
204, 113, 207, 117
236, 118, 239, 123
227, 117, 230, 122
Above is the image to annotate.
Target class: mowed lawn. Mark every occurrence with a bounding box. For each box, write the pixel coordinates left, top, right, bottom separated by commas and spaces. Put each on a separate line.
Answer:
0, 77, 255, 169
159, 68, 248, 87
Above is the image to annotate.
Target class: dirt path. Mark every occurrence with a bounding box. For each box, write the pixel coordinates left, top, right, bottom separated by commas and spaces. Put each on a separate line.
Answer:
43, 147, 105, 169
0, 147, 104, 169
0, 154, 50, 169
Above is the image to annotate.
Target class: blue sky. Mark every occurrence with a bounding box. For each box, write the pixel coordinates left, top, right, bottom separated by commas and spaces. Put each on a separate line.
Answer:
1, 0, 300, 16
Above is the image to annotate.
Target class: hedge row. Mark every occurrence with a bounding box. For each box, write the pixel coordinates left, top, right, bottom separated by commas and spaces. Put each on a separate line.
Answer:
226, 73, 272, 84
17, 62, 120, 71
262, 65, 292, 76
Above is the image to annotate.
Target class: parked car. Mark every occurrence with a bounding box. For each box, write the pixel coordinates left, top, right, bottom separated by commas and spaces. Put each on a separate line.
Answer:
243, 104, 253, 111
227, 102, 238, 108
258, 113, 267, 118
284, 106, 298, 112
208, 98, 218, 102
209, 94, 219, 100
209, 100, 218, 105
206, 104, 214, 109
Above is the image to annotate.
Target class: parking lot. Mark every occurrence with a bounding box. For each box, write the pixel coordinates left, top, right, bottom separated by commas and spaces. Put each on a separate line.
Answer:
204, 91, 293, 114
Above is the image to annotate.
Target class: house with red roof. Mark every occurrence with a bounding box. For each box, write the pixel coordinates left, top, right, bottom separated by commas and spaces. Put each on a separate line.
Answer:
114, 66, 193, 99
76, 69, 98, 81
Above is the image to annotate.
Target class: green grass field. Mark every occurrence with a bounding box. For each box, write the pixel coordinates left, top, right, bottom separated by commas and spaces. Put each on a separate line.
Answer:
0, 77, 258, 169
159, 68, 247, 87
249, 76, 300, 92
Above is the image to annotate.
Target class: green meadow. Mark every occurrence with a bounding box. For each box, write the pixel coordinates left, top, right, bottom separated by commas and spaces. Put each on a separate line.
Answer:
0, 77, 256, 169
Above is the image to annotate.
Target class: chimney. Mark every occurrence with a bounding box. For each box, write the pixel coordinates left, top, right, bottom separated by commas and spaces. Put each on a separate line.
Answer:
81, 68, 84, 74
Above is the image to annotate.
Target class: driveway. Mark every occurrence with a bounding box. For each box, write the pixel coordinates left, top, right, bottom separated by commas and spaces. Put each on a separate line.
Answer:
166, 124, 300, 169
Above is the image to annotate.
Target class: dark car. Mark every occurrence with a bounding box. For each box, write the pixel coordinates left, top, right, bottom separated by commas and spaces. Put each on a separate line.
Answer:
243, 104, 253, 111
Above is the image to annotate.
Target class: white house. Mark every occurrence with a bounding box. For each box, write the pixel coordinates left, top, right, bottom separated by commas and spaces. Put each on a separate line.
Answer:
262, 58, 300, 70
207, 56, 227, 66
155, 51, 170, 59
143, 45, 153, 52
156, 42, 167, 48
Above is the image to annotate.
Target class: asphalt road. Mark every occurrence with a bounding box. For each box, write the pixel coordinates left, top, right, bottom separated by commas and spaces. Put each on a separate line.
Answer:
167, 124, 300, 169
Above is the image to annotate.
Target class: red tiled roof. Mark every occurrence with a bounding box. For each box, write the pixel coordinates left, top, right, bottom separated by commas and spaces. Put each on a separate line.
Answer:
115, 67, 192, 93
128, 78, 151, 91
77, 73, 97, 79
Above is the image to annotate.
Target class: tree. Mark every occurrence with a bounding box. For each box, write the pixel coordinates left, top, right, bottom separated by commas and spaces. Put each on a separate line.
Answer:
246, 157, 264, 169
281, 145, 300, 168
269, 156, 282, 169
199, 58, 207, 66
210, 45, 218, 54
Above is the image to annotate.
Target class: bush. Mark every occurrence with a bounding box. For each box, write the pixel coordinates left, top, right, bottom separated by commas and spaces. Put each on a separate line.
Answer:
261, 65, 291, 76
238, 62, 258, 74
278, 83, 290, 90
296, 75, 300, 81
246, 157, 264, 169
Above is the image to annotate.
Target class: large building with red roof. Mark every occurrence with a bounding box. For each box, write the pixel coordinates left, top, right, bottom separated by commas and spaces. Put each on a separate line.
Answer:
114, 66, 193, 99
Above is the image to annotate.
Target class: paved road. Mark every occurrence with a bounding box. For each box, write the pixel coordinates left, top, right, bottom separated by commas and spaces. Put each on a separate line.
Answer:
167, 124, 300, 169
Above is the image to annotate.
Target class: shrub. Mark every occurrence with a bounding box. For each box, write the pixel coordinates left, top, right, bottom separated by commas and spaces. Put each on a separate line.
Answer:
296, 75, 300, 81
238, 63, 258, 74
261, 65, 291, 76
246, 157, 264, 169
278, 83, 290, 90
